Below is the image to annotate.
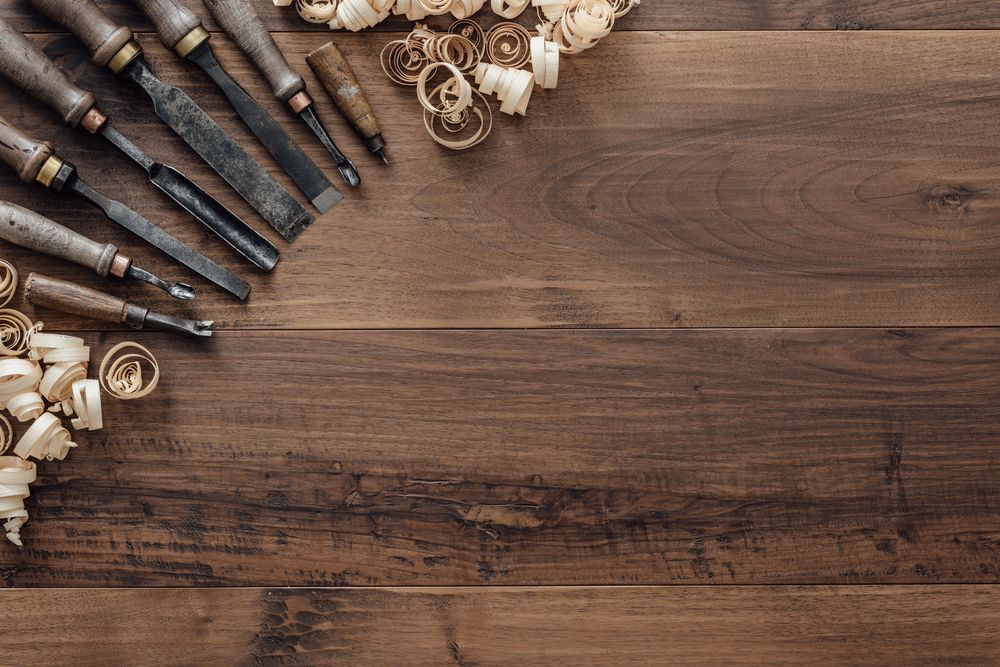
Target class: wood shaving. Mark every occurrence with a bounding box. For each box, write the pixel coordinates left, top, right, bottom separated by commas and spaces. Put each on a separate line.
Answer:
532, 0, 568, 22
492, 0, 529, 18
0, 456, 35, 546
423, 33, 481, 72
14, 412, 76, 462
394, 0, 431, 20
484, 22, 532, 68
329, 0, 393, 30
610, 0, 638, 17
424, 87, 493, 149
0, 414, 11, 455
415, 0, 456, 15
0, 260, 16, 309
39, 361, 87, 403
381, 39, 429, 85
449, 19, 485, 50
6, 392, 44, 423
553, 0, 614, 53
417, 62, 474, 115
295, 0, 338, 22
475, 62, 534, 115
99, 342, 160, 401
65, 379, 103, 432
0, 310, 36, 357
530, 34, 559, 88
450, 0, 486, 19
0, 358, 42, 410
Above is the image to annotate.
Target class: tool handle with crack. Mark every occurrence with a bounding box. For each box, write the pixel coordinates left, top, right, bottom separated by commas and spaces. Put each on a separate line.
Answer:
129, 0, 206, 54
0, 201, 120, 278
0, 16, 97, 127
28, 0, 134, 68
25, 273, 129, 324
0, 114, 55, 184
202, 0, 306, 103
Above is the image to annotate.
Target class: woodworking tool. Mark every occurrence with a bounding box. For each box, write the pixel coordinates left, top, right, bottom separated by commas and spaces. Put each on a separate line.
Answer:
139, 0, 361, 187
26, 0, 317, 244
0, 17, 279, 272
307, 41, 390, 166
0, 114, 252, 300
0, 201, 195, 300
26, 273, 214, 337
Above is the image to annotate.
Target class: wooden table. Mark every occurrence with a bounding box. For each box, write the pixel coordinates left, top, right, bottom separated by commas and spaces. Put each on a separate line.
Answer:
1, 1, 999, 663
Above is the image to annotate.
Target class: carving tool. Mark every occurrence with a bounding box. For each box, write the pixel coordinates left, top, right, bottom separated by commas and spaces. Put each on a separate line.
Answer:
0, 17, 278, 271
26, 273, 214, 337
0, 202, 195, 301
25, 1, 316, 244
0, 114, 251, 300
137, 0, 361, 187
306, 41, 390, 166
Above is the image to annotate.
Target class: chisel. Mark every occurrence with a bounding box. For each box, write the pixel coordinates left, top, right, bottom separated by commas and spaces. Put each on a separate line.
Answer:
26, 273, 214, 337
134, 0, 361, 188
0, 17, 279, 272
0, 114, 251, 300
0, 201, 195, 301
23, 2, 316, 244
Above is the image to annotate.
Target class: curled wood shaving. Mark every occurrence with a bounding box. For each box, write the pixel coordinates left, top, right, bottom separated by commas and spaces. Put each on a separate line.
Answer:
532, 0, 568, 22
0, 456, 35, 546
6, 392, 43, 423
0, 414, 11, 455
0, 261, 16, 309
381, 39, 429, 85
492, 0, 529, 18
0, 358, 42, 410
417, 62, 474, 115
553, 0, 614, 53
449, 19, 485, 50
295, 0, 338, 22
393, 0, 431, 20
415, 0, 456, 15
450, 0, 486, 19
39, 361, 87, 403
423, 33, 481, 72
14, 412, 76, 462
484, 22, 532, 68
329, 0, 393, 30
424, 86, 493, 149
66, 379, 103, 431
27, 332, 85, 362
0, 310, 35, 357
99, 342, 160, 401
530, 34, 559, 88
610, 0, 638, 17
475, 62, 534, 115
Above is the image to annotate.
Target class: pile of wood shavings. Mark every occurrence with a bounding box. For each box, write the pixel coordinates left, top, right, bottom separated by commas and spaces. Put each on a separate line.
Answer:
275, 0, 639, 149
0, 261, 160, 547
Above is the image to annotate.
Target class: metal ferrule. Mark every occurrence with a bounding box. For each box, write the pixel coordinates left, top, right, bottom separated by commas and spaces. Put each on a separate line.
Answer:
123, 303, 148, 329
35, 156, 64, 188
175, 26, 210, 59
288, 91, 313, 113
108, 41, 142, 74
80, 108, 108, 134
109, 253, 131, 278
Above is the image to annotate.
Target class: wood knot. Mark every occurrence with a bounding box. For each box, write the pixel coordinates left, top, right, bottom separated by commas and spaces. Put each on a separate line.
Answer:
922, 184, 981, 213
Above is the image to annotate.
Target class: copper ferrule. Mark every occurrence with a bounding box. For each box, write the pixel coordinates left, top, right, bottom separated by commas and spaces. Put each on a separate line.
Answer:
108, 41, 142, 74
288, 91, 313, 113
35, 156, 64, 188
80, 108, 108, 134
175, 26, 210, 59
110, 253, 131, 279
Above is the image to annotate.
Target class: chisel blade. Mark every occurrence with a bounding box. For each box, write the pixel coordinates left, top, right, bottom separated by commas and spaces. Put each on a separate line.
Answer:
120, 56, 314, 243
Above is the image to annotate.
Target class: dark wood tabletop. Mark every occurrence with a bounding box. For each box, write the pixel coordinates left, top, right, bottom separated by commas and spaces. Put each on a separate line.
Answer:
0, 0, 998, 663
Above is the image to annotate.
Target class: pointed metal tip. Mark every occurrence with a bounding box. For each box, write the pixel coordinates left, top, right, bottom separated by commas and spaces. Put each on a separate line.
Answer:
311, 186, 344, 214
195, 320, 215, 337
377, 150, 390, 166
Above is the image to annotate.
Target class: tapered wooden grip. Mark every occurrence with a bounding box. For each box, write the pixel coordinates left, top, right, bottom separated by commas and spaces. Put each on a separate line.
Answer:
306, 42, 381, 140
0, 201, 117, 276
203, 0, 305, 102
25, 273, 128, 324
129, 0, 203, 50
28, 0, 134, 67
0, 115, 54, 184
0, 17, 97, 127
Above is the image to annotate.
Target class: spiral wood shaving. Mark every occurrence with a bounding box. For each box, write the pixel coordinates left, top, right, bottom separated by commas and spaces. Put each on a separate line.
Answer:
0, 261, 16, 309
492, 0, 529, 18
450, 0, 486, 19
552, 0, 614, 53
449, 19, 485, 49
0, 310, 35, 357
484, 22, 532, 68
99, 342, 160, 401
475, 62, 534, 115
329, 0, 394, 30
0, 456, 35, 546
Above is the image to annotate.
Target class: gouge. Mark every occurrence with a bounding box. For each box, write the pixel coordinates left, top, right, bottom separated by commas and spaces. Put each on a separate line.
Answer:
138, 0, 361, 188
0, 17, 279, 272
0, 201, 195, 300
0, 114, 251, 300
25, 0, 317, 243
307, 42, 390, 166
26, 273, 214, 337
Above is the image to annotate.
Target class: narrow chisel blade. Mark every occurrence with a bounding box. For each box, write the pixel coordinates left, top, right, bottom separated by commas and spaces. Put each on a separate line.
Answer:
121, 56, 314, 243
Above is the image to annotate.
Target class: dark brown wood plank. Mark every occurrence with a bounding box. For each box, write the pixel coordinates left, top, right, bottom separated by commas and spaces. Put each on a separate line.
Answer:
2, 31, 1000, 329
0, 327, 997, 586
6, 0, 1000, 32
3, 586, 999, 664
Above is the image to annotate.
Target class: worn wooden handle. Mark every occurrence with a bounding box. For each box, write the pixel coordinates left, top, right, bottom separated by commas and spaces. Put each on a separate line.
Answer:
0, 114, 54, 184
0, 201, 117, 276
28, 0, 134, 68
0, 17, 97, 127
203, 0, 305, 102
25, 273, 128, 324
129, 0, 203, 51
306, 42, 381, 140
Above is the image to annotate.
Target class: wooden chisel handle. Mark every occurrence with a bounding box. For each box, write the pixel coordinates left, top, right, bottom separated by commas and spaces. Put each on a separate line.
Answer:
0, 201, 120, 277
28, 0, 134, 68
128, 0, 207, 56
0, 114, 55, 184
202, 0, 306, 103
25, 273, 128, 324
306, 43, 381, 143
0, 16, 98, 127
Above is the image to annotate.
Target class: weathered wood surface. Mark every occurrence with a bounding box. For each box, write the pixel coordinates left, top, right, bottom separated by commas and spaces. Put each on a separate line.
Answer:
0, 328, 997, 586
7, 0, 1000, 32
3, 586, 1000, 664
1, 31, 999, 329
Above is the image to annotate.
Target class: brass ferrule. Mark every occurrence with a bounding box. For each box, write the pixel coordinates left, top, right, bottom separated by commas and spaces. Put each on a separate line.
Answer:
80, 108, 108, 134
288, 91, 313, 114
174, 26, 209, 59
35, 156, 64, 188
110, 253, 131, 279
108, 41, 142, 74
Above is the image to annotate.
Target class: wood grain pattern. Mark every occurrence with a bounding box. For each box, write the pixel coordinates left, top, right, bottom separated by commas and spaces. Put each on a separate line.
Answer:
25, 272, 128, 322
2, 586, 999, 664
27, 0, 134, 68
6, 0, 1000, 32
0, 328, 997, 586
1, 31, 999, 329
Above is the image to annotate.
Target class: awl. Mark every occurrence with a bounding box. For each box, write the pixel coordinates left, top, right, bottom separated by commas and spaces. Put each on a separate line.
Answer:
0, 16, 279, 272
27, 0, 316, 244
0, 113, 251, 300
26, 273, 214, 337
140, 0, 361, 188
0, 201, 195, 301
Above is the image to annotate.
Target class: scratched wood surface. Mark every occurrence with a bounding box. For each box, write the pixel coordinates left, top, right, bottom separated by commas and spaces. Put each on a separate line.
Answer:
5, 586, 1000, 665
0, 0, 997, 662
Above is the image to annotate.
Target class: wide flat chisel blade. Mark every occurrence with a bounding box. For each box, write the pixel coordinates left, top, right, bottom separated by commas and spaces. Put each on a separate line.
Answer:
187, 45, 342, 213
121, 56, 314, 243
